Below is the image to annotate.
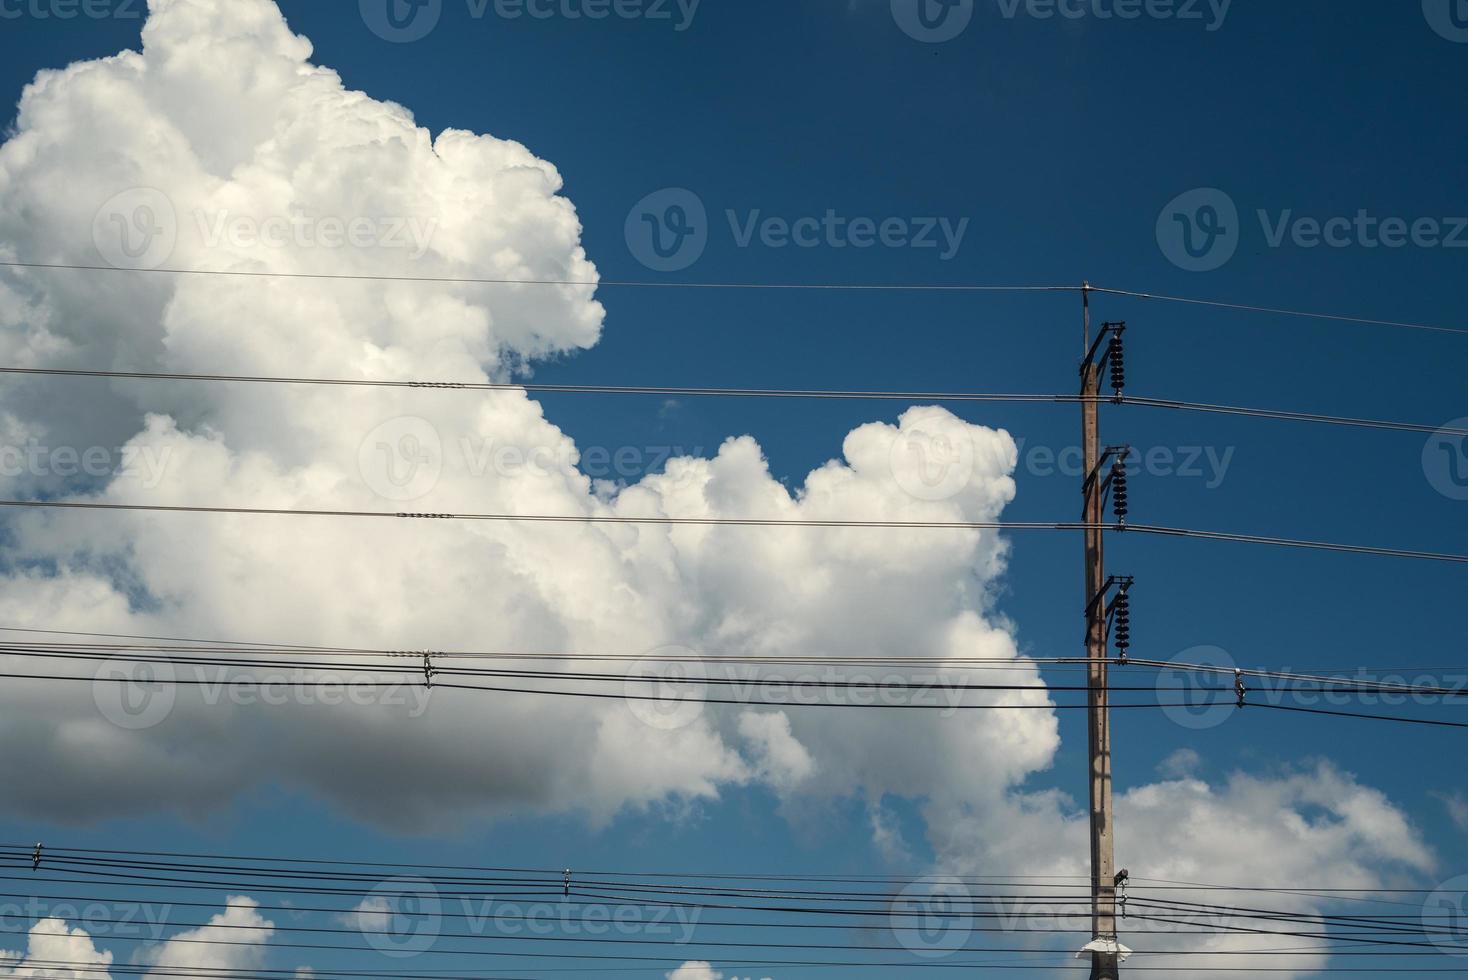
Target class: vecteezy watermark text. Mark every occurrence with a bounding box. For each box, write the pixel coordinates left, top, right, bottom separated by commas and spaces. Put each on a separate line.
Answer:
1014, 438, 1234, 488
0, 0, 142, 18
625, 188, 969, 272
93, 662, 435, 731
1156, 645, 1468, 731
91, 187, 440, 270
1158, 188, 1468, 271
624, 651, 1011, 731
359, 0, 700, 43
350, 877, 701, 959
193, 211, 437, 260
890, 0, 1230, 44
0, 443, 172, 487
357, 416, 705, 502
0, 900, 173, 939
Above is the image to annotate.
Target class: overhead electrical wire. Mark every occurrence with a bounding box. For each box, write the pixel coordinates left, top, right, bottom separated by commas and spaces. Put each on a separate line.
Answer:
2, 498, 1463, 564
5, 628, 1468, 727
3, 628, 1460, 695
1089, 285, 1468, 338
0, 260, 1074, 294
6, 643, 1467, 703
3, 364, 1466, 438
0, 866, 1457, 972
2, 260, 1462, 336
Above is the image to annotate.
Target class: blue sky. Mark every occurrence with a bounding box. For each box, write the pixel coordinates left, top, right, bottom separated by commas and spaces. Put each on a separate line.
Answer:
0, 1, 1466, 977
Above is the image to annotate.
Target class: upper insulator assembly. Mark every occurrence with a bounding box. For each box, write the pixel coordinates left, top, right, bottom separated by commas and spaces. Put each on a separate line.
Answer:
1110, 461, 1129, 523
1108, 333, 1126, 396
1112, 590, 1131, 658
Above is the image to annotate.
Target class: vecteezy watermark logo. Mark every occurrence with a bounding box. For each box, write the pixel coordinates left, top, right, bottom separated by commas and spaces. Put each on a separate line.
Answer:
1012, 438, 1234, 489
623, 646, 707, 731
358, 417, 444, 502
1423, 0, 1468, 42
362, 0, 699, 42
1424, 418, 1468, 501
626, 189, 970, 272
92, 660, 178, 731
992, 0, 1231, 30
890, 414, 976, 502
192, 211, 438, 259
0, 899, 174, 940
1156, 188, 1239, 273
1156, 645, 1237, 731
360, 0, 443, 42
355, 878, 443, 958
891, 0, 974, 43
93, 665, 435, 729
1424, 876, 1468, 956
891, 877, 973, 958
1159, 188, 1468, 271
0, 443, 174, 488
93, 188, 177, 271
0, 0, 143, 19
625, 188, 708, 273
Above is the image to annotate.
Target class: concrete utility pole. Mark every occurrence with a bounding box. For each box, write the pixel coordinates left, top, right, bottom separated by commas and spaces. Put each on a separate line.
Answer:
1081, 284, 1120, 980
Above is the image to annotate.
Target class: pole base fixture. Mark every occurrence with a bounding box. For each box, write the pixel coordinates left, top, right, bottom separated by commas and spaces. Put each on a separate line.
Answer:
1076, 938, 1133, 962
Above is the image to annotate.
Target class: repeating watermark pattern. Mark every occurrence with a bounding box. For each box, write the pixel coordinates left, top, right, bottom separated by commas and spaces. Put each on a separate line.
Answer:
1156, 645, 1239, 730
1156, 188, 1239, 273
92, 660, 434, 731
360, 0, 443, 42
93, 188, 177, 271
357, 416, 705, 503
624, 647, 708, 731
891, 415, 977, 502
1423, 418, 1468, 501
888, 432, 1235, 504
888, 881, 1246, 959
1155, 646, 1468, 731
1014, 438, 1234, 488
625, 654, 985, 731
1159, 187, 1468, 271
891, 0, 975, 43
890, 878, 974, 957
0, 0, 142, 19
626, 188, 970, 272
193, 211, 437, 259
93, 661, 178, 732
349, 877, 701, 958
0, 443, 173, 487
993, 0, 1230, 29
625, 188, 709, 273
91, 188, 439, 271
358, 878, 443, 958
0, 900, 172, 939
1423, 0, 1468, 42
891, 0, 1230, 43
360, 0, 700, 42
359, 417, 445, 503
1425, 876, 1468, 957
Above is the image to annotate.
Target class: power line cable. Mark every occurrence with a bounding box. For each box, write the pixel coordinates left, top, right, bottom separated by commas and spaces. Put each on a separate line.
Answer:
1089, 286, 1468, 337
0, 260, 1075, 294
5, 365, 1466, 438
4, 498, 1464, 563
3, 261, 1463, 337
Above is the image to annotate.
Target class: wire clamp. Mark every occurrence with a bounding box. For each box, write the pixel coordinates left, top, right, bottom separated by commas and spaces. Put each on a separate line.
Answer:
423, 651, 436, 690
1235, 669, 1247, 709
564, 869, 572, 899
31, 843, 42, 872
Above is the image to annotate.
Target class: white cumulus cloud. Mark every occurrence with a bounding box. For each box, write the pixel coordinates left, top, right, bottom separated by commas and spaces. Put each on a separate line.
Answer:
0, 5, 1441, 979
